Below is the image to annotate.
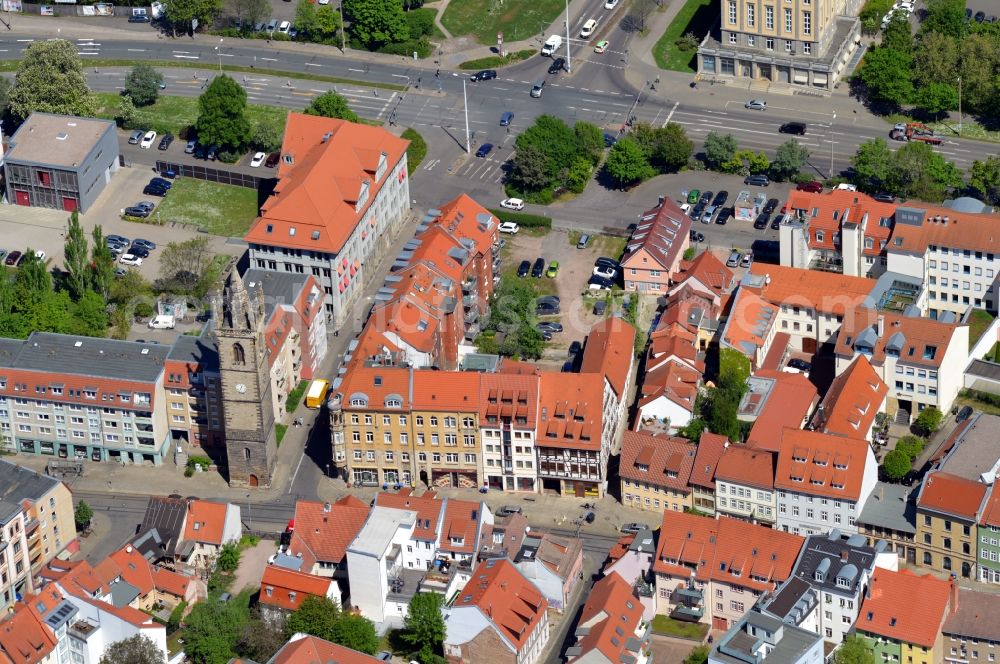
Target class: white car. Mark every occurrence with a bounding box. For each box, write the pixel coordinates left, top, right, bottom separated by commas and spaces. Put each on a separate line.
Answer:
604, 0, 619, 8
593, 265, 617, 279
34, 250, 46, 261
119, 253, 143, 266
250, 151, 266, 168
580, 19, 597, 38
892, 1, 913, 12
498, 221, 520, 234
139, 131, 157, 149
881, 11, 895, 27
500, 198, 524, 211
277, 20, 291, 34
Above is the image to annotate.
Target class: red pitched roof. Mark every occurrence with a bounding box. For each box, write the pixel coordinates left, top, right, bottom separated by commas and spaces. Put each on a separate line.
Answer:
579, 318, 636, 399
269, 634, 382, 664
455, 558, 547, 651
259, 566, 335, 612
288, 496, 370, 569
480, 372, 540, 428
749, 263, 875, 317
689, 432, 729, 490
151, 567, 192, 598
835, 307, 962, 369
818, 355, 888, 437
856, 569, 952, 648
784, 189, 897, 256
980, 485, 1000, 527
622, 199, 692, 273
108, 545, 155, 597
774, 428, 872, 501
438, 498, 485, 556
745, 371, 818, 453
0, 599, 58, 664
183, 500, 228, 546
375, 489, 444, 541
917, 471, 990, 521
619, 431, 696, 492
536, 373, 604, 451
674, 250, 735, 294
637, 359, 700, 413
569, 573, 646, 663
887, 204, 1000, 255
714, 445, 775, 490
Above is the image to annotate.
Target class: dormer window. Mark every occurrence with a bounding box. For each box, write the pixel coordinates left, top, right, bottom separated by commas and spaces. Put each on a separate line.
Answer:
375, 153, 388, 181
355, 181, 371, 213
815, 570, 824, 582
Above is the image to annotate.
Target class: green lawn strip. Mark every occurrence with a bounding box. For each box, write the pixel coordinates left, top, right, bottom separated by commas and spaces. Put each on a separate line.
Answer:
285, 380, 309, 412
652, 0, 715, 72
458, 49, 537, 70
0, 60, 407, 91
968, 309, 995, 350
442, 0, 566, 44
152, 178, 260, 236
94, 92, 290, 136
275, 423, 288, 446
402, 127, 427, 175
650, 615, 710, 639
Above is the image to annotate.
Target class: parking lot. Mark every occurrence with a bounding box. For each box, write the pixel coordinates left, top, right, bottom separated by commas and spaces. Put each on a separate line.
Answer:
118, 127, 280, 177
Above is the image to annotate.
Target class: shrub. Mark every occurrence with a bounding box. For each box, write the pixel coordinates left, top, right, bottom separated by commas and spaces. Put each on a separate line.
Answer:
187, 454, 213, 470
134, 301, 155, 318
458, 49, 536, 70
378, 36, 432, 58
402, 128, 427, 175
486, 208, 552, 229
218, 150, 242, 164
405, 8, 436, 37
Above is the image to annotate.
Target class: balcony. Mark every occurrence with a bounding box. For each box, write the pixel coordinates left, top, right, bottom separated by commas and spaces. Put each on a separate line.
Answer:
462, 295, 477, 309
671, 604, 704, 621
673, 586, 703, 602
464, 309, 479, 324
461, 277, 478, 293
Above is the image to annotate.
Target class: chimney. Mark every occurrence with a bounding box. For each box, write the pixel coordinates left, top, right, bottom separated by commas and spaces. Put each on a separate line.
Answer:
323, 502, 331, 513
877, 315, 885, 337
841, 549, 849, 562
950, 577, 960, 614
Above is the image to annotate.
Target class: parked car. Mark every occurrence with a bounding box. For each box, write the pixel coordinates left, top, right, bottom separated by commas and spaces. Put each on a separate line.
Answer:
715, 208, 733, 225
132, 239, 156, 251
546, 261, 559, 278
701, 205, 718, 224
779, 122, 807, 135
250, 151, 266, 168
536, 301, 560, 315
143, 183, 168, 196
796, 181, 823, 193
753, 212, 770, 230
471, 69, 497, 82
185, 139, 197, 154
124, 206, 150, 218
498, 221, 520, 234
726, 250, 741, 267
745, 99, 767, 110
531, 258, 545, 278
517, 260, 531, 278
277, 20, 291, 34
763, 198, 779, 215
157, 134, 174, 150
538, 322, 563, 333
500, 197, 524, 210
119, 253, 143, 266
500, 111, 514, 126
686, 189, 701, 205
771, 215, 782, 230
712, 190, 729, 206
206, 145, 218, 161
128, 129, 144, 144
4, 251, 21, 266
588, 274, 614, 290
128, 13, 150, 22
497, 505, 522, 516
741, 252, 753, 268
128, 245, 150, 259
593, 300, 606, 315
265, 151, 280, 167
475, 143, 494, 158
139, 131, 157, 149
873, 192, 895, 203
149, 177, 172, 190
595, 257, 620, 271
786, 358, 812, 374
107, 234, 130, 247
577, 233, 591, 249
745, 174, 770, 186
699, 190, 713, 205
548, 57, 565, 75
956, 405, 973, 422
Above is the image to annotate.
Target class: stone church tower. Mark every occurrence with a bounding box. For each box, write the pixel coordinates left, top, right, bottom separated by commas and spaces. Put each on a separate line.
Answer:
213, 267, 277, 489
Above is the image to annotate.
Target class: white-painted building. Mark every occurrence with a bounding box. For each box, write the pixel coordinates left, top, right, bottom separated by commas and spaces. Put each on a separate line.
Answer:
345, 506, 418, 625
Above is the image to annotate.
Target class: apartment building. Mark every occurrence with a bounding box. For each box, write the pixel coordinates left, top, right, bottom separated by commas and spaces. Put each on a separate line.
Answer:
774, 428, 877, 535
743, 371, 817, 453
621, 198, 692, 293
855, 568, 953, 664
162, 332, 224, 452
346, 506, 419, 624
689, 432, 729, 515
942, 587, 1000, 664
580, 318, 636, 448
698, 0, 863, 90
443, 558, 549, 664
0, 493, 32, 613
287, 496, 370, 582
513, 532, 583, 612
915, 471, 988, 579
259, 565, 342, 620
720, 286, 779, 369
858, 482, 917, 565
245, 113, 410, 325
812, 355, 887, 441
0, 333, 171, 465
180, 499, 241, 571
709, 611, 824, 664
619, 431, 696, 513
0, 460, 76, 580
834, 308, 969, 420
779, 189, 898, 277
566, 573, 652, 664
535, 372, 608, 497
480, 371, 540, 493
653, 511, 804, 631
714, 445, 777, 525
0, 593, 59, 664
886, 205, 1000, 317
978, 486, 1000, 584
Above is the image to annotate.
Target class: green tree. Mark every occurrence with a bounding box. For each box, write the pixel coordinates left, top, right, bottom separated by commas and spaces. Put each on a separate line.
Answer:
920, 0, 967, 38
573, 121, 605, 165
304, 90, 359, 122
969, 156, 1000, 205
894, 435, 925, 460
651, 123, 693, 173
314, 4, 344, 38
703, 131, 737, 170
70, 290, 109, 336
236, 610, 286, 663
99, 634, 164, 664
835, 636, 877, 664
9, 39, 96, 121
918, 82, 958, 120
294, 0, 318, 35
771, 139, 810, 181
89, 226, 115, 300
684, 645, 710, 664
889, 140, 962, 201
124, 64, 164, 107
344, 0, 409, 48
330, 614, 379, 654
403, 593, 446, 662
914, 406, 943, 436
882, 448, 912, 481
0, 76, 13, 115
515, 115, 580, 184
858, 47, 914, 106
183, 599, 250, 664
196, 75, 251, 151
285, 595, 341, 640
217, 542, 240, 571
882, 13, 913, 54
722, 150, 769, 176
956, 34, 998, 113
63, 211, 89, 301
677, 418, 706, 440
851, 138, 894, 192
251, 116, 284, 151
719, 348, 751, 386
565, 156, 593, 194
74, 500, 93, 531
15, 250, 51, 297
228, 0, 270, 31
117, 95, 136, 127
509, 145, 552, 192
605, 137, 655, 187
165, 0, 223, 36
912, 32, 959, 91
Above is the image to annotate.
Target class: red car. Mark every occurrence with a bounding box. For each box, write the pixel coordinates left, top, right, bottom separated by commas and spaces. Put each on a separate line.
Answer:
265, 152, 280, 168
796, 181, 823, 193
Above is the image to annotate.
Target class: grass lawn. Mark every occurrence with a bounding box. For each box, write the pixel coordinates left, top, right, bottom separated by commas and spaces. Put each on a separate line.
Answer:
651, 614, 710, 640
968, 309, 995, 350
94, 92, 289, 137
652, 0, 716, 72
153, 178, 260, 237
442, 0, 565, 43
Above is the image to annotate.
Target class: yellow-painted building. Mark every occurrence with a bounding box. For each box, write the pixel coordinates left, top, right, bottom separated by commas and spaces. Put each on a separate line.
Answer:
915, 471, 986, 580
619, 431, 695, 513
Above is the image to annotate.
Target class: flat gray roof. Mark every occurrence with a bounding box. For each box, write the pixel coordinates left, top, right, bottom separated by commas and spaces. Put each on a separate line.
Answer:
167, 332, 220, 372
6, 113, 114, 169
858, 482, 916, 535
937, 413, 1000, 482
0, 332, 170, 383
966, 359, 1000, 381
348, 506, 416, 557
243, 269, 312, 320
712, 612, 821, 664
0, 460, 60, 514
943, 588, 1000, 640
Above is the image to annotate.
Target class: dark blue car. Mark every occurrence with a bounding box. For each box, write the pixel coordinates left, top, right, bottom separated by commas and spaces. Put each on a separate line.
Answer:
475, 143, 494, 158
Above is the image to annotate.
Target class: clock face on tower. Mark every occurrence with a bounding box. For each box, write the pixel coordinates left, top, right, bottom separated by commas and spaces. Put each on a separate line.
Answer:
235, 383, 247, 394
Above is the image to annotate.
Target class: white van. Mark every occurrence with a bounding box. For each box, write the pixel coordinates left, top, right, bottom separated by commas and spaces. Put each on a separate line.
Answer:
580, 19, 597, 38
541, 34, 562, 56
148, 315, 175, 330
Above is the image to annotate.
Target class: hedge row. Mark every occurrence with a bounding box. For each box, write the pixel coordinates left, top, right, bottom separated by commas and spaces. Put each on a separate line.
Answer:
459, 49, 537, 71
961, 388, 1000, 408
402, 128, 427, 175
487, 208, 552, 228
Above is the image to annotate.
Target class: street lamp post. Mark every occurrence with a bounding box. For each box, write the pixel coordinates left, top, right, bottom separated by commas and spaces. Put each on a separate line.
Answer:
957, 76, 962, 135
338, 4, 346, 52
829, 111, 836, 179
215, 38, 223, 73
245, 493, 252, 531
463, 78, 471, 154
564, 0, 571, 74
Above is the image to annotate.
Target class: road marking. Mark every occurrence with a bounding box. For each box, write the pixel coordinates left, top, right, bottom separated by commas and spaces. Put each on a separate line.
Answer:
172, 50, 191, 53
173, 55, 199, 59
391, 73, 408, 79
290, 91, 313, 97
260, 57, 278, 62
219, 53, 234, 57
663, 101, 679, 127
494, 86, 509, 91
78, 52, 101, 55
16, 39, 33, 42
304, 62, 322, 67
423, 159, 440, 170
127, 48, 146, 52
348, 68, 365, 72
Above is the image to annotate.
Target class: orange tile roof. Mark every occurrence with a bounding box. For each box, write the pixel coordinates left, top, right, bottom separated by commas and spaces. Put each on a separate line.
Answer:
579, 318, 636, 399
269, 634, 382, 664
245, 113, 408, 254
889, 204, 1000, 255
183, 500, 228, 546
817, 355, 888, 437
536, 373, 604, 451
151, 567, 191, 598
480, 372, 540, 428
637, 359, 700, 412
745, 371, 818, 453
335, 366, 413, 410
653, 512, 803, 591
0, 599, 58, 664
648, 327, 699, 368
569, 573, 646, 664
605, 533, 637, 569
259, 565, 335, 612
689, 432, 729, 490
774, 428, 872, 501
784, 189, 897, 256
917, 471, 990, 521
714, 445, 775, 490
722, 288, 778, 363
619, 431, 696, 492
856, 568, 952, 648
622, 199, 692, 272
674, 250, 735, 294
427, 193, 498, 261
439, 498, 485, 555
749, 263, 875, 316
108, 544, 155, 597
288, 496, 370, 567
835, 307, 962, 369
455, 558, 547, 651
980, 486, 1000, 527
375, 489, 444, 541
410, 371, 480, 412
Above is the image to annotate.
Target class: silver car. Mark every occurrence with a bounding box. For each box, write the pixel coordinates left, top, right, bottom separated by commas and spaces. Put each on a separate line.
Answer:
744, 99, 767, 110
